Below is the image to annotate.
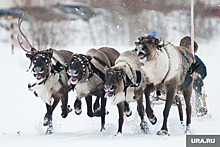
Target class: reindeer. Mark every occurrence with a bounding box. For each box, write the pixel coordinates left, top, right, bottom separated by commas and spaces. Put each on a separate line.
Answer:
134, 35, 195, 135
67, 47, 129, 131
104, 51, 151, 135
17, 12, 73, 134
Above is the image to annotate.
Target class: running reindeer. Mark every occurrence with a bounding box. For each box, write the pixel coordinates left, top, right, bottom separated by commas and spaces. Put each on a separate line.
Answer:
104, 51, 154, 135
67, 47, 131, 131
134, 35, 196, 135
17, 12, 73, 134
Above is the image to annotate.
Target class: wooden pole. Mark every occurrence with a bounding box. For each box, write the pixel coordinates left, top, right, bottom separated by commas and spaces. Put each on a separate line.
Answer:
10, 16, 14, 54
191, 0, 195, 56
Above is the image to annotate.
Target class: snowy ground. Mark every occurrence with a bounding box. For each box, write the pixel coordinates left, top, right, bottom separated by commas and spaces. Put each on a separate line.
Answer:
1, 20, 220, 147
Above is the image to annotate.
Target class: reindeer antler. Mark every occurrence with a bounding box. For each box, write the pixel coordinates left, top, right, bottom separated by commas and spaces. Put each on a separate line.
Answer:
17, 11, 35, 53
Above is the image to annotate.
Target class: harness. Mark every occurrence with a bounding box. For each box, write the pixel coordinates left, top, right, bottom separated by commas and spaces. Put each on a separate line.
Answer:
122, 70, 141, 97
87, 61, 106, 83
29, 52, 68, 87
156, 40, 170, 83
71, 55, 107, 83
183, 50, 190, 70
110, 70, 142, 97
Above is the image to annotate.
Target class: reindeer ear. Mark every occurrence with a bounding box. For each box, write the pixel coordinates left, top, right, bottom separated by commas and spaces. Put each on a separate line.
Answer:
116, 66, 125, 76
47, 49, 53, 59
26, 53, 33, 60
85, 55, 92, 61
119, 68, 125, 76
104, 66, 109, 73
155, 38, 160, 45
31, 48, 36, 52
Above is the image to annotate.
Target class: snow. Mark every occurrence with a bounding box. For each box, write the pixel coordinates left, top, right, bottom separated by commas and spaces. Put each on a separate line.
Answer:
1, 14, 220, 147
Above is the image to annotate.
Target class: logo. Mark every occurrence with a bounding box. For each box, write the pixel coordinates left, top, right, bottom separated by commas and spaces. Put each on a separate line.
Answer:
187, 135, 220, 147
191, 138, 215, 144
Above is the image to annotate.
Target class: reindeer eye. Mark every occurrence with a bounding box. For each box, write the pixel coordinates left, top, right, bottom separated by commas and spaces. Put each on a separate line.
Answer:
45, 59, 48, 62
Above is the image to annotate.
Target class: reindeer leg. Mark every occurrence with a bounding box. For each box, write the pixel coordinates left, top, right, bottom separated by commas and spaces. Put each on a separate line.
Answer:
157, 85, 176, 136
43, 98, 59, 126
183, 84, 193, 134
116, 102, 124, 135
44, 103, 52, 126
60, 92, 68, 118
44, 98, 59, 135
100, 94, 106, 131
137, 93, 149, 134
85, 95, 93, 117
144, 87, 157, 125
175, 95, 184, 126
93, 96, 101, 113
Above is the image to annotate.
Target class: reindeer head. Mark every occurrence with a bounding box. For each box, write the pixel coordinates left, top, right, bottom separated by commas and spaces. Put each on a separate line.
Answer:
134, 36, 160, 63
26, 49, 53, 82
67, 54, 92, 85
17, 12, 54, 83
104, 67, 125, 98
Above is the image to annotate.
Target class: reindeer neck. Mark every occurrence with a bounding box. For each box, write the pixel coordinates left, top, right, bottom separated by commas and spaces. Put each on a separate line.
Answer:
142, 49, 169, 85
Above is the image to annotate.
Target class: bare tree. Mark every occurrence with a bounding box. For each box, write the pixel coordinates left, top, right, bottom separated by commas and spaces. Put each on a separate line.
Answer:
27, 20, 75, 50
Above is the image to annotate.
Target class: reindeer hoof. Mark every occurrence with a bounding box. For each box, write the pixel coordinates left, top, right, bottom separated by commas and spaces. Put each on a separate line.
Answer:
43, 115, 52, 126
67, 105, 73, 113
75, 109, 82, 115
74, 99, 82, 115
45, 129, 53, 135
140, 121, 149, 134
114, 132, 122, 136
93, 104, 101, 113
100, 125, 106, 132
184, 125, 191, 134
149, 115, 157, 125
44, 116, 53, 135
124, 110, 132, 117
45, 126, 53, 135
156, 130, 170, 136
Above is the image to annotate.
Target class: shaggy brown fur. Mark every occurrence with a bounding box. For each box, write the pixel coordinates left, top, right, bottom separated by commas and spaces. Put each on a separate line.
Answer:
104, 51, 149, 134
17, 12, 73, 134
134, 36, 194, 135
25, 48, 73, 134
67, 47, 120, 131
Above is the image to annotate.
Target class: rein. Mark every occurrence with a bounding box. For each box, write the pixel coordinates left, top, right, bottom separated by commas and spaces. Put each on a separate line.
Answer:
156, 42, 170, 84
88, 61, 106, 83
110, 70, 141, 97
122, 70, 141, 96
